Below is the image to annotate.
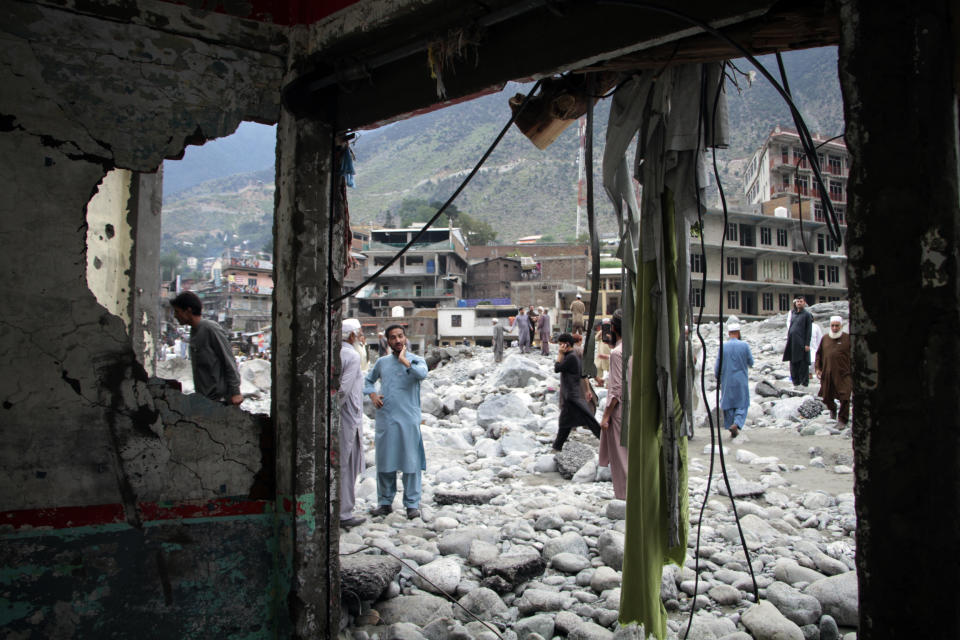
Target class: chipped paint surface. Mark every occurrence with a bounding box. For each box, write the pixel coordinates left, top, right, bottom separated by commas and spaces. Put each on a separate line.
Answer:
920, 226, 949, 287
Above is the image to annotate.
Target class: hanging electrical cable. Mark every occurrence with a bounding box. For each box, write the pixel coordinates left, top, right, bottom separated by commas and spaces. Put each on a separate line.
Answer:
332, 79, 544, 305
583, 72, 603, 373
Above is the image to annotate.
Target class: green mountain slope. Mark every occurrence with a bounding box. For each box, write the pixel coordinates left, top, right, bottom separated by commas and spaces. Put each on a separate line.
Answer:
161, 46, 843, 254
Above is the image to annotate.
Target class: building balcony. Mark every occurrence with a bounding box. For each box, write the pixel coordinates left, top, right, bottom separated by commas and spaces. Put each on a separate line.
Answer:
365, 287, 457, 300
224, 257, 273, 272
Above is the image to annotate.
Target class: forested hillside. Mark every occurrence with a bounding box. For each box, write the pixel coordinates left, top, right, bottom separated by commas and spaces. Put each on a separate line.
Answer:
161, 47, 842, 255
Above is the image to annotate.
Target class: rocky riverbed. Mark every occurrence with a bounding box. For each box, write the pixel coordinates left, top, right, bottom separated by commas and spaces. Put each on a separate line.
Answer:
158, 302, 859, 640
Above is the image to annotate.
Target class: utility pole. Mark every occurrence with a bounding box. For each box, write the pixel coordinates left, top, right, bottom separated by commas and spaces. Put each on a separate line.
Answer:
575, 115, 586, 240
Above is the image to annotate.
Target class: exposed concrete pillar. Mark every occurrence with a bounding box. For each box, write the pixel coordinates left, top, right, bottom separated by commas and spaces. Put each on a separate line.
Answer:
838, 1, 959, 636
273, 108, 339, 635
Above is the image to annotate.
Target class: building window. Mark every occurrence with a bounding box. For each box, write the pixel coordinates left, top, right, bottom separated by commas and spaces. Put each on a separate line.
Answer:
727, 257, 739, 276
691, 253, 704, 273
762, 293, 773, 311
828, 265, 840, 283
835, 205, 846, 224
818, 264, 827, 284
782, 175, 792, 190
779, 293, 790, 311
761, 260, 773, 280
817, 233, 825, 254
795, 174, 809, 196
779, 261, 791, 281
727, 290, 740, 309
777, 229, 788, 247
828, 155, 842, 174
451, 314, 462, 327
826, 235, 839, 252
760, 227, 771, 245
406, 255, 424, 265
691, 287, 703, 308
814, 201, 825, 222
829, 180, 844, 201
781, 145, 789, 164
726, 223, 738, 241
794, 146, 806, 167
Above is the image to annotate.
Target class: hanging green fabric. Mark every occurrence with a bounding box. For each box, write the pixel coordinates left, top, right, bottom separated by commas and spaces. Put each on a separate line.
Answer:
619, 190, 689, 639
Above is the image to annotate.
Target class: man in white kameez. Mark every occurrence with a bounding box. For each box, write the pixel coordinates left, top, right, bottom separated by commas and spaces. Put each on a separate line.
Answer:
338, 319, 366, 528
492, 318, 505, 363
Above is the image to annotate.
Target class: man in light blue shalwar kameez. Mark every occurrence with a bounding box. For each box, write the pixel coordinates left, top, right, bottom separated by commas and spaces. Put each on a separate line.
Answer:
364, 324, 428, 519
714, 320, 754, 438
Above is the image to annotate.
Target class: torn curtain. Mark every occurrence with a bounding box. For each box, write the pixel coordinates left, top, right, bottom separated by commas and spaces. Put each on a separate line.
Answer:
606, 63, 728, 638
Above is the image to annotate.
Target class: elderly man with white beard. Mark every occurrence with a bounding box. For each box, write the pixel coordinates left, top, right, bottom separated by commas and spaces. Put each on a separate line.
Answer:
338, 318, 366, 528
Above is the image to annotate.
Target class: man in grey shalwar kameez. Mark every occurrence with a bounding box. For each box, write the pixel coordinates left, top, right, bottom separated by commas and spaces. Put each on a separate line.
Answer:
537, 307, 551, 355
364, 325, 429, 519
338, 318, 366, 528
515, 307, 532, 353
491, 318, 505, 362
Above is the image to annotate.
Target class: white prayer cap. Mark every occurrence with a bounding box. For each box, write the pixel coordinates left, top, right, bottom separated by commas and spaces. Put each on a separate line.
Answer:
491, 318, 498, 324
830, 315, 843, 324
727, 322, 741, 333
342, 318, 361, 337
576, 293, 582, 299
538, 306, 544, 312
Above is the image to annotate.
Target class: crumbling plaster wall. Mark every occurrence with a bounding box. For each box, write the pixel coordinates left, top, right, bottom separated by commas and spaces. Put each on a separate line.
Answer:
838, 0, 960, 636
0, 1, 291, 636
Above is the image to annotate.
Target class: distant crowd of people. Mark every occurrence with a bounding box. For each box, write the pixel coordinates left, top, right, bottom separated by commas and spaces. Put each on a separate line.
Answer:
166, 289, 851, 528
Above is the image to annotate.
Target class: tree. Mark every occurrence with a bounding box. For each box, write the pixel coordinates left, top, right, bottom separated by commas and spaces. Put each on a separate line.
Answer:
160, 252, 180, 281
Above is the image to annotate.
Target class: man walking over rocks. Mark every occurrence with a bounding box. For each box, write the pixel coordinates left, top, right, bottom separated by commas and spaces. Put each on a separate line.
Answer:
783, 296, 813, 386
170, 291, 242, 406
491, 318, 505, 363
537, 306, 551, 355
570, 293, 586, 333
364, 325, 428, 519
527, 305, 538, 348
815, 315, 852, 426
515, 307, 532, 354
599, 311, 628, 499
338, 318, 366, 529
553, 332, 602, 451
715, 320, 753, 438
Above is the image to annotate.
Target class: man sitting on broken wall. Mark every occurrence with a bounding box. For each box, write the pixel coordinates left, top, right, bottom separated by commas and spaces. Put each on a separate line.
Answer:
170, 291, 242, 406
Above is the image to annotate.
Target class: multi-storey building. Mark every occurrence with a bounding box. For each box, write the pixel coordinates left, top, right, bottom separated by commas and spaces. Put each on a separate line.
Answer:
743, 125, 849, 224
689, 127, 851, 321
355, 225, 469, 315
691, 205, 847, 321
202, 249, 274, 332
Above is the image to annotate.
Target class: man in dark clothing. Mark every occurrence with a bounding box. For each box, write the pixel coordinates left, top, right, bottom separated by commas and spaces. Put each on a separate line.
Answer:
783, 297, 813, 386
815, 315, 853, 425
553, 332, 601, 451
170, 291, 243, 405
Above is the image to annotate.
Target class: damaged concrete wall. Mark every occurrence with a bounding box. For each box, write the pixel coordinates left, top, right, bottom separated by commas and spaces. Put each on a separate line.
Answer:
838, 0, 960, 636
0, 1, 289, 636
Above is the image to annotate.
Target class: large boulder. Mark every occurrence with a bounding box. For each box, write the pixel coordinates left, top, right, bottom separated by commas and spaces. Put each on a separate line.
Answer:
598, 530, 625, 570
453, 587, 509, 623
412, 557, 462, 595
803, 571, 859, 627
439, 527, 500, 557
477, 393, 532, 426
771, 396, 807, 421
482, 551, 546, 590
556, 441, 595, 478
542, 532, 589, 561
238, 358, 271, 391
494, 355, 548, 387
376, 594, 454, 626
741, 601, 805, 640
340, 554, 401, 602
766, 581, 823, 626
